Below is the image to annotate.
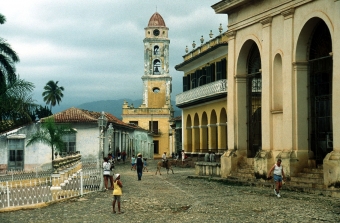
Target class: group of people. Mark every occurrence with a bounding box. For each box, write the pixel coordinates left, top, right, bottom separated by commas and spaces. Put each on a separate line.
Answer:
204, 151, 216, 162
102, 154, 123, 214
130, 154, 148, 173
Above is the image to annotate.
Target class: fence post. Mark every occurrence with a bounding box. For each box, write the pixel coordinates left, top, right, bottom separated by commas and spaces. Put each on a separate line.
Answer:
80, 171, 83, 197
6, 181, 10, 207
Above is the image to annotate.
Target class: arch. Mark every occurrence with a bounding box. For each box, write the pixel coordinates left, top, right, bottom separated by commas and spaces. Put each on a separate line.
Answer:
236, 37, 262, 75
219, 107, 227, 152
247, 42, 262, 158
185, 115, 192, 152
272, 53, 283, 110
153, 59, 161, 75
295, 14, 333, 62
193, 113, 200, 152
209, 110, 218, 152
153, 45, 159, 55
201, 112, 208, 152
308, 20, 333, 164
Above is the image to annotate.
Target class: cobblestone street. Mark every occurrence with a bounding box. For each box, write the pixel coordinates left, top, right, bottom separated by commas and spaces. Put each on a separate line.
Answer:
1, 160, 340, 223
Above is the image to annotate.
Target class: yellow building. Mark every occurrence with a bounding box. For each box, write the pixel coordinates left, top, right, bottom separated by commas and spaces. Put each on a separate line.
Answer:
175, 28, 228, 158
122, 12, 174, 159
175, 0, 340, 190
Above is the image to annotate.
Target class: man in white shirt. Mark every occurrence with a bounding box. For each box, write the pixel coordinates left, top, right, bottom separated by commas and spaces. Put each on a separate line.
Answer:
162, 152, 167, 168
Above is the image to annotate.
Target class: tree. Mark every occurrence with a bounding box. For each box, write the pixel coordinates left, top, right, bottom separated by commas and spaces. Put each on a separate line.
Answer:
35, 105, 52, 119
0, 14, 20, 90
0, 14, 36, 132
42, 80, 64, 112
26, 117, 76, 161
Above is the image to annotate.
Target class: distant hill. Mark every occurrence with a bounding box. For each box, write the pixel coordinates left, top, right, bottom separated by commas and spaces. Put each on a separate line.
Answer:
77, 99, 181, 120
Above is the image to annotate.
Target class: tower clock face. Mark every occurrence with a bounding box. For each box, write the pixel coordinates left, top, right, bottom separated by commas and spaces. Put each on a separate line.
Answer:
153, 29, 160, 36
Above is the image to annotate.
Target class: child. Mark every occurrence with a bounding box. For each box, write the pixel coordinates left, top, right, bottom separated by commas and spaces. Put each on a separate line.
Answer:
143, 158, 148, 172
112, 174, 123, 214
131, 155, 136, 170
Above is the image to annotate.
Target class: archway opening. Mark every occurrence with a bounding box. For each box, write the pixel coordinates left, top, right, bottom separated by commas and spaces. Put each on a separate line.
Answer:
308, 20, 333, 164
247, 42, 262, 158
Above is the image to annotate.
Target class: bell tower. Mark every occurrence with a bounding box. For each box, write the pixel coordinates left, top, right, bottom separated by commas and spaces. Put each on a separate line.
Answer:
142, 12, 172, 108
122, 12, 174, 159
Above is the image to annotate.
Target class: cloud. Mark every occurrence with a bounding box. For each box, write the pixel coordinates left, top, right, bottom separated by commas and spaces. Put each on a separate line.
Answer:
1, 0, 226, 111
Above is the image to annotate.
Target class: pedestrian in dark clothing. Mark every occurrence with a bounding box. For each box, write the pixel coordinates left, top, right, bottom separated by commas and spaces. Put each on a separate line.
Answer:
136, 153, 144, 181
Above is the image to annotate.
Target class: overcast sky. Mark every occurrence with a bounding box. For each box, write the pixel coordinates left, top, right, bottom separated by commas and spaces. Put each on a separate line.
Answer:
1, 0, 227, 113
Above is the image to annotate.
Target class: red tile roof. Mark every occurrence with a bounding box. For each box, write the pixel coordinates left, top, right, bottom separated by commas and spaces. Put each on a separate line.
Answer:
41, 107, 146, 130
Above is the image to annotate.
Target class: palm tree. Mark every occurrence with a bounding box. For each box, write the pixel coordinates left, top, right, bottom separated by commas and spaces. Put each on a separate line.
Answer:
0, 13, 6, 24
0, 14, 37, 131
26, 117, 76, 160
0, 14, 20, 89
42, 80, 64, 112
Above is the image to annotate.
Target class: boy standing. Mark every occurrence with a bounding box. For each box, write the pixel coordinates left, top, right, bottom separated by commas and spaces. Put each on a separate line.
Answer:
112, 174, 123, 214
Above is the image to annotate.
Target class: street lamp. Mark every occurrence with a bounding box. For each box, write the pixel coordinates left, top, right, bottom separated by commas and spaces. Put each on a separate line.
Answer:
98, 111, 107, 191
107, 123, 114, 154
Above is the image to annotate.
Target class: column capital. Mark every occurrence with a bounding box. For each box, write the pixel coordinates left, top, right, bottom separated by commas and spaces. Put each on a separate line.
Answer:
281, 8, 295, 19
260, 17, 272, 27
226, 30, 237, 39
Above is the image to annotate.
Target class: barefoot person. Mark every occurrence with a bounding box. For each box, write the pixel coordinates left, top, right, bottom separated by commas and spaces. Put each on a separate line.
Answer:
267, 158, 286, 198
112, 174, 123, 214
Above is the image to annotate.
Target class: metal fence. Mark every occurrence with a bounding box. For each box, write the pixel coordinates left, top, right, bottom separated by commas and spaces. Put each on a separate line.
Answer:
0, 159, 100, 209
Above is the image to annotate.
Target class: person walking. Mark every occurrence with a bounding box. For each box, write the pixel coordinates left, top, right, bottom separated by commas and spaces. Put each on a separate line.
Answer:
181, 150, 185, 166
102, 157, 111, 191
112, 174, 123, 214
131, 155, 136, 170
122, 151, 127, 164
136, 153, 144, 180
267, 158, 286, 198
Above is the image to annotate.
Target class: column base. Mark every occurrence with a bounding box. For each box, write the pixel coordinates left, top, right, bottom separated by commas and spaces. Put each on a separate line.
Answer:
220, 149, 238, 178
254, 150, 309, 180
323, 151, 340, 188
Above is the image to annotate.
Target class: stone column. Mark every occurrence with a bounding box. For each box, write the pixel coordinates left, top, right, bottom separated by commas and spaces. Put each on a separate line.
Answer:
324, 0, 340, 187
226, 31, 237, 151
281, 8, 295, 153
254, 17, 273, 179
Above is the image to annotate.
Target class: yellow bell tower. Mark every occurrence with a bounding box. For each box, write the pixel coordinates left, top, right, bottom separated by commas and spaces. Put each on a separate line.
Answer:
122, 12, 174, 159
142, 12, 172, 108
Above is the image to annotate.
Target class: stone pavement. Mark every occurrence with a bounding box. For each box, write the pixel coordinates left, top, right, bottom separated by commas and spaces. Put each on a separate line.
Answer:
1, 160, 340, 223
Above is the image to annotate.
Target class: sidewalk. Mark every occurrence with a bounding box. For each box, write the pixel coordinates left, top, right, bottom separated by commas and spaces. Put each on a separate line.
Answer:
1, 159, 339, 222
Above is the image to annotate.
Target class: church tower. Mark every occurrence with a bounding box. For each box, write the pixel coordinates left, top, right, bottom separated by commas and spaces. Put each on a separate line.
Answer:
122, 12, 174, 159
142, 12, 172, 108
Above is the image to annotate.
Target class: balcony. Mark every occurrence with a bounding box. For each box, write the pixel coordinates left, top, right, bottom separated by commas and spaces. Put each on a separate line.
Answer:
148, 129, 161, 137
176, 79, 227, 108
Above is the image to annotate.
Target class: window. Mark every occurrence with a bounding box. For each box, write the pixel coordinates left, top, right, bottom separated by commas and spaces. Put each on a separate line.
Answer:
149, 121, 159, 134
62, 133, 76, 153
154, 45, 159, 55
8, 138, 24, 170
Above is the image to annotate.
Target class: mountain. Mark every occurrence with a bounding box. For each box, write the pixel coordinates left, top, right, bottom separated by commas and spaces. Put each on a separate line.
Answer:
77, 99, 181, 120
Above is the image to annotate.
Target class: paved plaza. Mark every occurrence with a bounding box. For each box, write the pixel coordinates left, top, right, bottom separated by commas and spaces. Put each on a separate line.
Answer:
1, 160, 340, 223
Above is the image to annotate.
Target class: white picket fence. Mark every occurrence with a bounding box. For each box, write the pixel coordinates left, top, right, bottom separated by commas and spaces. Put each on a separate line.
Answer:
0, 159, 101, 209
